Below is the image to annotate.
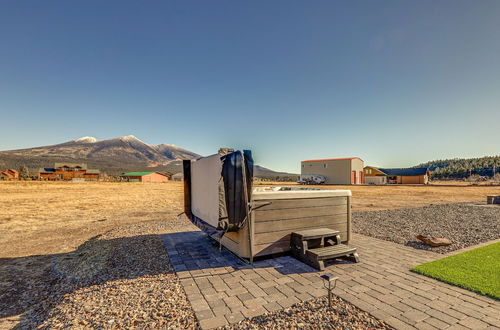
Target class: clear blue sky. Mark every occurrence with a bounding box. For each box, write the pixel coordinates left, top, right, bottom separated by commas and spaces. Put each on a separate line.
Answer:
1, 1, 499, 172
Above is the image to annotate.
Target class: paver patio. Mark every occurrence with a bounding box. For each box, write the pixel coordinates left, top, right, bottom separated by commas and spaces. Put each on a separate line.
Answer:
163, 230, 500, 329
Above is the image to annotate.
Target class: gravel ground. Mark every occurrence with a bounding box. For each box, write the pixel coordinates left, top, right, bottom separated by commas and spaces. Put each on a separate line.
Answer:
4, 218, 392, 329
353, 203, 500, 253
10, 220, 197, 329
228, 296, 392, 329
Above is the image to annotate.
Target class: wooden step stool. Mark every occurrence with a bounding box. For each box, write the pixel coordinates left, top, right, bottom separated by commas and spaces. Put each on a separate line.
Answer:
290, 228, 359, 270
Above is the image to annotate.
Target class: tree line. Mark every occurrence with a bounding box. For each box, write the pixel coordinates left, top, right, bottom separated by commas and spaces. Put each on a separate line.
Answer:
416, 156, 499, 179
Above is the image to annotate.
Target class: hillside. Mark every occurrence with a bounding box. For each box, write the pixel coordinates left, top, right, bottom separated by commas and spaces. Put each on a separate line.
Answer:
0, 136, 199, 176
253, 165, 297, 181
416, 156, 499, 179
0, 136, 296, 179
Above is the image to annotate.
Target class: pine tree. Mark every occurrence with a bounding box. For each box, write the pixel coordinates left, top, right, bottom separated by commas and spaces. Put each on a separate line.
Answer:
417, 156, 500, 179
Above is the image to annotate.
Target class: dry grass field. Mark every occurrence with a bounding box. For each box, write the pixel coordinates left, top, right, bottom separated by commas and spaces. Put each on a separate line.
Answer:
0, 181, 183, 259
0, 181, 498, 327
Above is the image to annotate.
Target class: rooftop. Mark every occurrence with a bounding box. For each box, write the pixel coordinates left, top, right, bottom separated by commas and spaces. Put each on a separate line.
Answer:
54, 163, 88, 170
378, 167, 429, 176
302, 157, 364, 162
121, 171, 161, 177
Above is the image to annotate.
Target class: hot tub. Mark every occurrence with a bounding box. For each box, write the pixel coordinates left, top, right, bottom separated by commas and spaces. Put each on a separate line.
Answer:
225, 187, 352, 260
183, 151, 352, 261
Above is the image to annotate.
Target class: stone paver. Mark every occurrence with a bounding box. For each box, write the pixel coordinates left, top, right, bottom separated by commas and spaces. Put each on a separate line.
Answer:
163, 230, 500, 330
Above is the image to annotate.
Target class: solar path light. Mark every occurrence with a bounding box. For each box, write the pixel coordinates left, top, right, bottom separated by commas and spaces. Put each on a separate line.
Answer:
321, 273, 339, 308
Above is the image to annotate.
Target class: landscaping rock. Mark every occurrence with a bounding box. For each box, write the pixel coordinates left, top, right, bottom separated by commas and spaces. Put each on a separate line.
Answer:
353, 203, 500, 253
228, 295, 393, 329
14, 220, 198, 329
416, 235, 452, 247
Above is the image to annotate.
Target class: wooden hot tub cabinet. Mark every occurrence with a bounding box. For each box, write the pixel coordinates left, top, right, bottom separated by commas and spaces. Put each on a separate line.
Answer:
217, 188, 352, 260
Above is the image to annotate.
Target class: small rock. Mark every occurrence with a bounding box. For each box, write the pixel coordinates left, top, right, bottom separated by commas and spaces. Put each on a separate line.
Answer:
416, 234, 452, 247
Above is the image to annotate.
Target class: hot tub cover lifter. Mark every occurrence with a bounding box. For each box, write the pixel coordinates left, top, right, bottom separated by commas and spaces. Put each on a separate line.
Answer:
183, 149, 253, 237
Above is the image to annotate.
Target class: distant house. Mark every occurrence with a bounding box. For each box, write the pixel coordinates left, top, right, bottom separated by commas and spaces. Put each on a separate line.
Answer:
0, 169, 19, 181
364, 166, 429, 184
120, 171, 169, 183
39, 163, 100, 181
301, 157, 365, 184
172, 172, 184, 181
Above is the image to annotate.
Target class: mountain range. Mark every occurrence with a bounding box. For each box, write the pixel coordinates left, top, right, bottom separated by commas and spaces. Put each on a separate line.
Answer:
0, 136, 296, 179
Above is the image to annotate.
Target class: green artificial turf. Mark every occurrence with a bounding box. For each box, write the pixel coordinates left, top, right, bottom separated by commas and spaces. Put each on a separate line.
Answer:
411, 242, 500, 299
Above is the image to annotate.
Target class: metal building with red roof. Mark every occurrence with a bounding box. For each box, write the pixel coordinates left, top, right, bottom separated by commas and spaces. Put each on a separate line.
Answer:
301, 157, 365, 184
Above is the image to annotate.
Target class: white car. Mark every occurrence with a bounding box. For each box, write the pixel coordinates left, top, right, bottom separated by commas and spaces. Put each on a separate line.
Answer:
297, 174, 326, 185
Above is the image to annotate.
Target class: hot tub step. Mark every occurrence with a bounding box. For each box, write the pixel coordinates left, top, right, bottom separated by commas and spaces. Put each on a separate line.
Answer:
305, 244, 359, 270
292, 228, 341, 240
290, 228, 341, 254
290, 227, 358, 270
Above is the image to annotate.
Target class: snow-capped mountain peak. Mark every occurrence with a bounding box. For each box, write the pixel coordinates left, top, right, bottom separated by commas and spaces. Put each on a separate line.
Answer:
116, 135, 157, 147
73, 136, 98, 143
118, 135, 140, 142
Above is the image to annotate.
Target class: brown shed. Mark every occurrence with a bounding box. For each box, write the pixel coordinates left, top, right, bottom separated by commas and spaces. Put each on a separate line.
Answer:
0, 169, 19, 180
120, 171, 169, 183
364, 166, 429, 184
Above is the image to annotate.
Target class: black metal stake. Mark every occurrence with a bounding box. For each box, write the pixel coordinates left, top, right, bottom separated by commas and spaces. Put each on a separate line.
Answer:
328, 282, 332, 307
321, 274, 338, 308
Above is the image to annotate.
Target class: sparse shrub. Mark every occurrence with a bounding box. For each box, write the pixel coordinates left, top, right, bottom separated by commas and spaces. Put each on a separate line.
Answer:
19, 165, 30, 180
465, 174, 480, 182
